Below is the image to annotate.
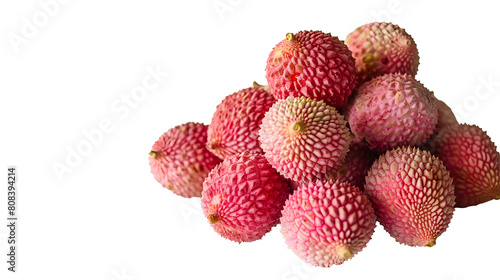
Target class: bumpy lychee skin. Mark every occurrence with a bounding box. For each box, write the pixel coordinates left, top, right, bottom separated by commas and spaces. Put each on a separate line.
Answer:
434, 98, 459, 131
265, 31, 357, 108
335, 142, 380, 190
280, 180, 376, 267
420, 98, 459, 153
207, 84, 275, 160
435, 124, 500, 207
201, 152, 291, 243
259, 97, 351, 182
149, 122, 222, 198
365, 147, 455, 247
345, 22, 419, 83
344, 73, 438, 152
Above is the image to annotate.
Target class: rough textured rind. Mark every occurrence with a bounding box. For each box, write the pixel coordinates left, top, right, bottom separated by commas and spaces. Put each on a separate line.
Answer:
259, 97, 351, 182
435, 124, 500, 207
434, 98, 459, 132
149, 122, 222, 198
207, 85, 275, 160
280, 181, 376, 267
265, 30, 357, 108
345, 22, 419, 83
365, 147, 455, 246
420, 98, 459, 153
335, 142, 380, 190
201, 152, 291, 243
344, 73, 438, 152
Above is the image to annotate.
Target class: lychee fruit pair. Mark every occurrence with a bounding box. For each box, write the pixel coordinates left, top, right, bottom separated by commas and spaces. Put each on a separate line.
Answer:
201, 153, 378, 267
266, 23, 419, 108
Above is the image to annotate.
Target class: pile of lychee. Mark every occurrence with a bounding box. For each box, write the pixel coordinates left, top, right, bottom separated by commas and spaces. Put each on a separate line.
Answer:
148, 22, 500, 267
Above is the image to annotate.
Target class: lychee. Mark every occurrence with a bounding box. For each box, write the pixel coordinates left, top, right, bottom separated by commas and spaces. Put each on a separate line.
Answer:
344, 73, 438, 152
335, 141, 380, 190
345, 22, 419, 83
207, 83, 275, 160
201, 152, 291, 243
435, 124, 500, 207
434, 98, 459, 132
420, 98, 459, 153
259, 96, 351, 182
365, 146, 455, 247
280, 180, 376, 267
149, 122, 222, 198
265, 30, 357, 108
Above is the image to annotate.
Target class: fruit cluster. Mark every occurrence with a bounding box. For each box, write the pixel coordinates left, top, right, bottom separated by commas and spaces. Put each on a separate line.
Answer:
148, 22, 500, 267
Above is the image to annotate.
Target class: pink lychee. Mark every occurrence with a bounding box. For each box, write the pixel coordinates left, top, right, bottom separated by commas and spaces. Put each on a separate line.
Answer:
149, 122, 222, 198
345, 22, 419, 83
420, 97, 459, 153
201, 152, 291, 243
265, 30, 357, 108
280, 180, 376, 266
344, 73, 437, 152
259, 96, 351, 182
435, 124, 500, 207
365, 146, 455, 246
335, 141, 380, 190
207, 83, 275, 159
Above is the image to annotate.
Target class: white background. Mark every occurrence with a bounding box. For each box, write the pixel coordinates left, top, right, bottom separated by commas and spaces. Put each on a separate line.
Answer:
1, 1, 499, 280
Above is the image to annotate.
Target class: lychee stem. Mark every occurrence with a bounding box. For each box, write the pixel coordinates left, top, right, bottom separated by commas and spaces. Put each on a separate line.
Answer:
252, 81, 270, 92
425, 240, 436, 247
336, 245, 352, 260
286, 33, 296, 42
207, 213, 220, 224
206, 142, 219, 150
149, 151, 157, 158
290, 120, 307, 133
493, 191, 500, 200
